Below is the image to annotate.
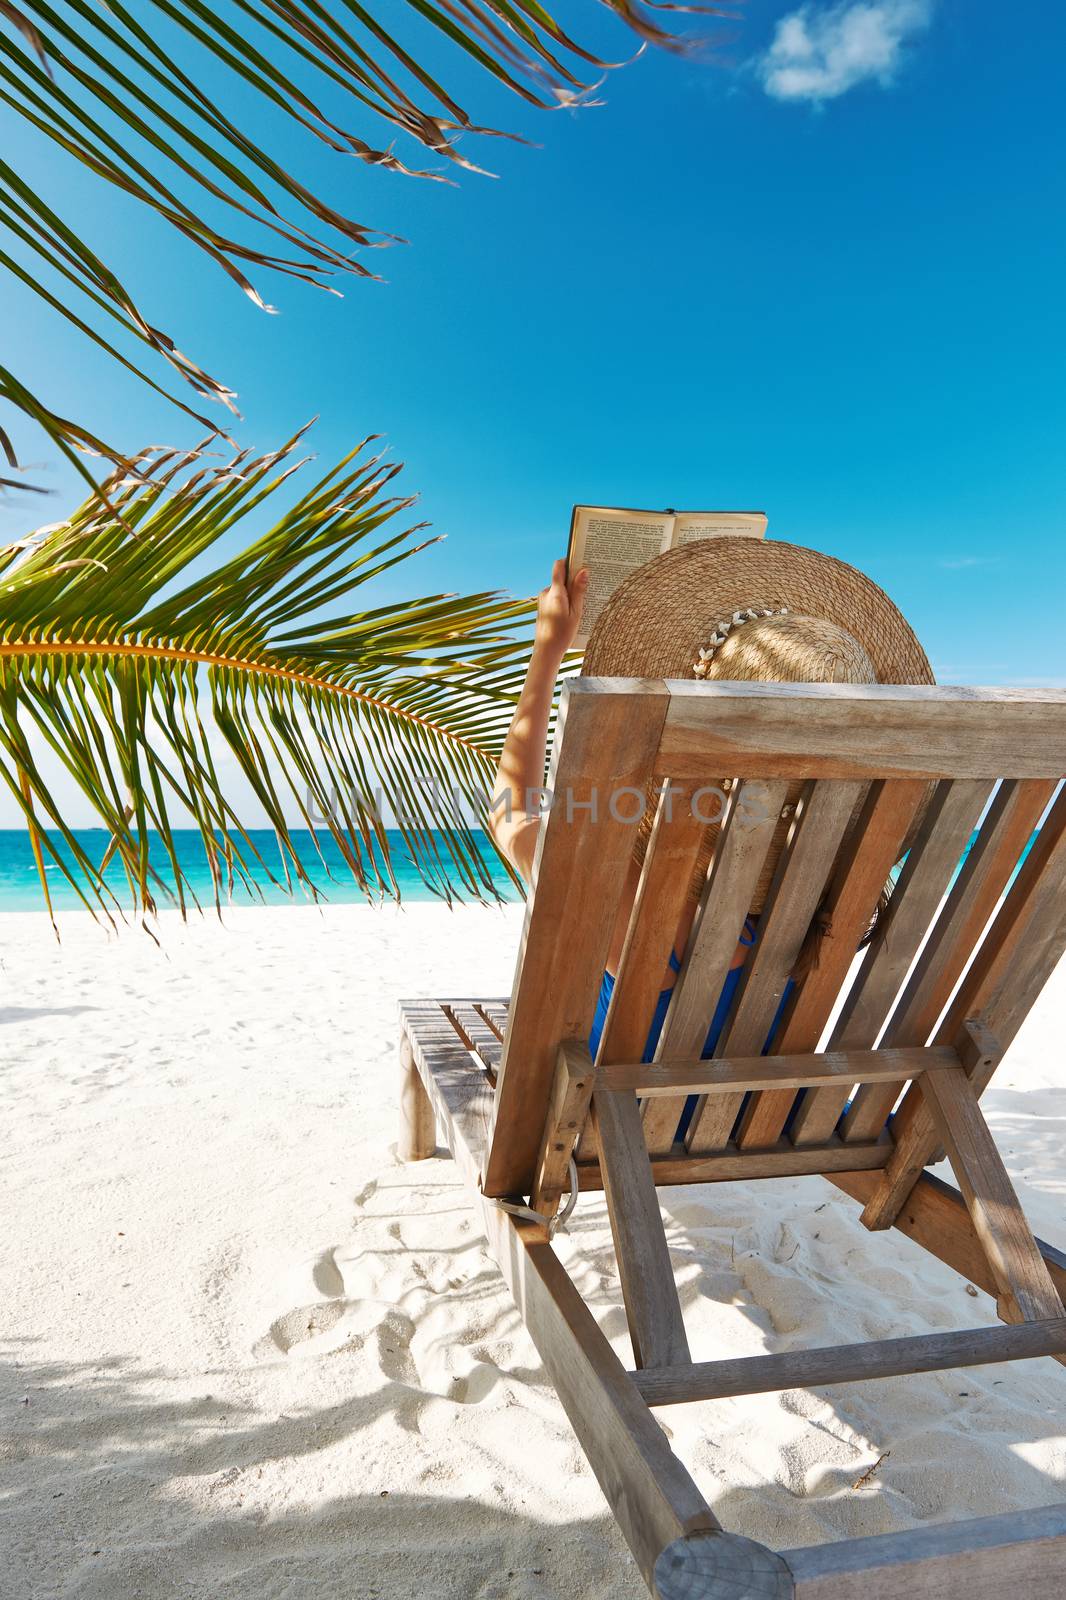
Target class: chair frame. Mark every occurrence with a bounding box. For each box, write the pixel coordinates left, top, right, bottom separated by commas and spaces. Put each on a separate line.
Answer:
398, 679, 1066, 1599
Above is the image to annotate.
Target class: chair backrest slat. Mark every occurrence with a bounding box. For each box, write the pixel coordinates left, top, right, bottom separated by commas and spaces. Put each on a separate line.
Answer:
839, 777, 1056, 1143
858, 786, 1066, 1229
483, 680, 1066, 1200
940, 783, 1066, 1054
640, 779, 790, 1156
582, 782, 709, 1163
596, 782, 710, 1071
735, 779, 929, 1150
790, 777, 995, 1147
885, 778, 1057, 1051
684, 779, 862, 1155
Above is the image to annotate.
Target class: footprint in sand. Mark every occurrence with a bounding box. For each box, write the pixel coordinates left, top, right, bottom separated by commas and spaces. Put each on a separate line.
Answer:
373, 1307, 419, 1385
267, 1295, 352, 1354
258, 1239, 419, 1379
258, 1246, 370, 1357
258, 1196, 510, 1423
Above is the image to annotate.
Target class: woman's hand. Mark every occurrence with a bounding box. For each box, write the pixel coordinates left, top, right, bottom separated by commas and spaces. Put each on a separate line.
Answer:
534, 559, 588, 660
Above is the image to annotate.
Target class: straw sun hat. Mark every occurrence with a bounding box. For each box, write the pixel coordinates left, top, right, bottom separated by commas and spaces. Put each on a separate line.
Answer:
583, 538, 935, 915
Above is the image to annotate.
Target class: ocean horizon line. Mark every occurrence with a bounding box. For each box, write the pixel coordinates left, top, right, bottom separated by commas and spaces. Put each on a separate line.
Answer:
0, 826, 521, 913
0, 821, 1041, 914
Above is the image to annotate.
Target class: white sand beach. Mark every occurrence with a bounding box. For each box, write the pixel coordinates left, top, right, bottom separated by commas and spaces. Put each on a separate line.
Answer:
2, 903, 1063, 1599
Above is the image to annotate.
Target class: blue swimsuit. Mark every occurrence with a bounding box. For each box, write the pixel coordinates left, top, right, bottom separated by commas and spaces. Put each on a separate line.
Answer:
589, 918, 794, 1144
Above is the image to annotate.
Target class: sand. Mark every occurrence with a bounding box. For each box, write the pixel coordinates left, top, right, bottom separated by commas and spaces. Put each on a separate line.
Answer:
1, 902, 1063, 1599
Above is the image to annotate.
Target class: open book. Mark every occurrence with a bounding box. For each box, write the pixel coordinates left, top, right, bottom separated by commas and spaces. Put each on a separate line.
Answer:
567, 504, 768, 648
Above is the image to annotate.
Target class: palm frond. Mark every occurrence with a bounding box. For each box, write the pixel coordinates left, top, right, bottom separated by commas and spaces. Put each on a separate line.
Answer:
0, 0, 730, 474
0, 427, 536, 922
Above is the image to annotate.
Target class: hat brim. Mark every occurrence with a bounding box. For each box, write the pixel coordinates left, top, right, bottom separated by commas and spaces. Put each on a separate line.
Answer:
583, 538, 934, 686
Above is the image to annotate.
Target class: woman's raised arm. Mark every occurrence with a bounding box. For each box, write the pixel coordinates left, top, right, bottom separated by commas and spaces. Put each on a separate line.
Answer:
488, 559, 587, 883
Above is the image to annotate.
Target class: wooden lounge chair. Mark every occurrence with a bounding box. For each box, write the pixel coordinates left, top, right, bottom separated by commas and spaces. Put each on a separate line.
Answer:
398, 679, 1066, 1599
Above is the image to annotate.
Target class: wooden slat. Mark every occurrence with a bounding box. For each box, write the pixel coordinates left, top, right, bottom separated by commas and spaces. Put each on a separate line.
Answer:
588, 780, 709, 1163
686, 781, 862, 1154
781, 1504, 1066, 1600
651, 679, 1066, 781
446, 1003, 504, 1075
530, 1041, 595, 1217
881, 779, 1056, 1046
598, 1046, 955, 1096
918, 1064, 1064, 1322
641, 778, 790, 1155
840, 778, 1054, 1144
941, 784, 1066, 1052
598, 781, 710, 1069
398, 1003, 719, 1588
861, 787, 1066, 1230
594, 1088, 690, 1369
791, 779, 994, 1148
574, 1135, 891, 1190
816, 778, 992, 1061
735, 779, 927, 1149
633, 1318, 1066, 1405
484, 684, 669, 1197
476, 1000, 509, 1040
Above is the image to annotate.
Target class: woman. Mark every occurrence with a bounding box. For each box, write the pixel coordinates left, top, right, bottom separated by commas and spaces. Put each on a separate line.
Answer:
489, 539, 933, 1101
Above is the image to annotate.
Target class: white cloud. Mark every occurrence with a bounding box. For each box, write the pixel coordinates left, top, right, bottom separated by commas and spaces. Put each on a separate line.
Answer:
938, 556, 997, 570
758, 0, 932, 103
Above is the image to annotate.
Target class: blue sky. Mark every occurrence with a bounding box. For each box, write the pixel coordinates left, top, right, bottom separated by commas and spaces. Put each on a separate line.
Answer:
3, 0, 1064, 701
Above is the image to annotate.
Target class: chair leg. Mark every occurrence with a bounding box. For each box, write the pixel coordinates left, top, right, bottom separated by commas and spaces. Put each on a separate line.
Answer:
398, 1031, 436, 1161
595, 1087, 691, 1369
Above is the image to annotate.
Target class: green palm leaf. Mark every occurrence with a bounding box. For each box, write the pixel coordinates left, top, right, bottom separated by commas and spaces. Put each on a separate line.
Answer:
0, 0, 727, 478
0, 426, 538, 924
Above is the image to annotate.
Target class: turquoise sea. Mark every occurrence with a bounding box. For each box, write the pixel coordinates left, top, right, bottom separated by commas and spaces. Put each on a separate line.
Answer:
0, 828, 522, 912
0, 822, 1040, 914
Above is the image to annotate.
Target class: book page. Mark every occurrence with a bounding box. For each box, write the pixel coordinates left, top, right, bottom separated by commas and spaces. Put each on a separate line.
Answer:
671, 510, 768, 546
568, 506, 673, 647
